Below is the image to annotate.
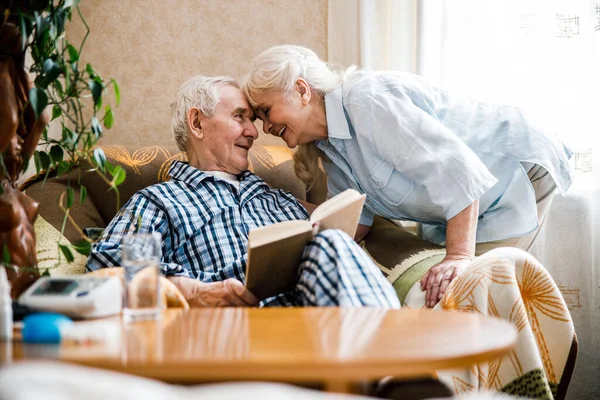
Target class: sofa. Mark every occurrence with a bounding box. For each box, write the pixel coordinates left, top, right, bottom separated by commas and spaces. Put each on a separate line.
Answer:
22, 144, 446, 296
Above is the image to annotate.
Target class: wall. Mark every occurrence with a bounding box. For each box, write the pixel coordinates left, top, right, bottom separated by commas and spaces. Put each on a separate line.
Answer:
67, 0, 327, 147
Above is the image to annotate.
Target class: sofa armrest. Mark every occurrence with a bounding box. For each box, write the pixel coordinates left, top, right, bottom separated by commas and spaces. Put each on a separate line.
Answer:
362, 217, 446, 304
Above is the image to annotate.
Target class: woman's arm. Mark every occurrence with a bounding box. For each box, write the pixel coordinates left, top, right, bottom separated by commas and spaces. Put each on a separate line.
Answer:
420, 200, 479, 307
445, 199, 478, 259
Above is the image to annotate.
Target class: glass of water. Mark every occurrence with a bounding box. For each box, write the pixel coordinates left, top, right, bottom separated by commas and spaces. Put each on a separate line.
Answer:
121, 233, 162, 322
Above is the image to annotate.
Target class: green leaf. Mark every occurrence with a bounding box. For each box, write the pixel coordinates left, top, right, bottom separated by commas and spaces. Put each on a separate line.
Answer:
111, 165, 126, 187
62, 125, 76, 146
70, 61, 78, 73
51, 104, 62, 120
34, 12, 45, 39
66, 43, 79, 62
57, 160, 70, 176
54, 9, 66, 37
89, 79, 103, 107
104, 105, 114, 129
34, 151, 42, 175
53, 79, 64, 96
66, 187, 74, 208
91, 116, 102, 136
43, 58, 61, 83
111, 79, 121, 106
29, 87, 48, 119
105, 160, 115, 175
80, 185, 87, 203
2, 245, 10, 265
41, 269, 51, 277
49, 145, 64, 164
19, 14, 27, 51
93, 148, 106, 171
37, 150, 51, 170
22, 156, 30, 175
59, 244, 75, 263
86, 63, 94, 77
72, 239, 91, 256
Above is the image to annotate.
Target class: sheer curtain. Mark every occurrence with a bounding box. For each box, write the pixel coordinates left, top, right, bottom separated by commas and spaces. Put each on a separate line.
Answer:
418, 0, 600, 175
328, 0, 418, 72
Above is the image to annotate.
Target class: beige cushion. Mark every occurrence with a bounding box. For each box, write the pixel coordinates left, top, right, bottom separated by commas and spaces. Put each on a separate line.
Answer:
34, 216, 87, 276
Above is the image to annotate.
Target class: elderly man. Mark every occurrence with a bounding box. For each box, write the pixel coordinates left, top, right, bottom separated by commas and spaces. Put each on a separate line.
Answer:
87, 75, 399, 308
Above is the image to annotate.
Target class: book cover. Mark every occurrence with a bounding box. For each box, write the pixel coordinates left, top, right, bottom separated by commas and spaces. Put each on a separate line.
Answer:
245, 189, 366, 301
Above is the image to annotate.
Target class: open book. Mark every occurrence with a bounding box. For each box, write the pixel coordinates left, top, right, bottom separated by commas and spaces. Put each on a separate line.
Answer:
245, 189, 366, 301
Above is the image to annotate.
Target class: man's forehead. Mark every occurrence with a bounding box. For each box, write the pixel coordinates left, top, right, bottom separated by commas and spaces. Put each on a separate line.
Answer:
219, 85, 250, 108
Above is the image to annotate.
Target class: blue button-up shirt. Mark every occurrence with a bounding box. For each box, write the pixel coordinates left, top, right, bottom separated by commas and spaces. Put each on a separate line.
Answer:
316, 70, 573, 244
87, 161, 309, 281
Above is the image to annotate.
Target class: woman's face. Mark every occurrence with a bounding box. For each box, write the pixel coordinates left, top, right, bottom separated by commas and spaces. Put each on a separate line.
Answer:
253, 80, 327, 148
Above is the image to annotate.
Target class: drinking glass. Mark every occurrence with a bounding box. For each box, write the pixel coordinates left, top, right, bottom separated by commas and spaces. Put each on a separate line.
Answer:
121, 233, 162, 322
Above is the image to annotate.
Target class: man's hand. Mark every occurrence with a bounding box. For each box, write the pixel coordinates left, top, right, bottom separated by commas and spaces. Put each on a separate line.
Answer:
420, 256, 472, 308
168, 276, 259, 307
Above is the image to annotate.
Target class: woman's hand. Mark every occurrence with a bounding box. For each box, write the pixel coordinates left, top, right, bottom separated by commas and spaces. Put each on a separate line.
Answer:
420, 199, 479, 307
420, 255, 472, 308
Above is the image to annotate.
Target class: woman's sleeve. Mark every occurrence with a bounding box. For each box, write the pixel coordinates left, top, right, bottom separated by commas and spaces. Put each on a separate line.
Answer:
352, 87, 498, 220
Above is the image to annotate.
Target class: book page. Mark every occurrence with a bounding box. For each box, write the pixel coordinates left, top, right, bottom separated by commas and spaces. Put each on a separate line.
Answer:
310, 189, 366, 238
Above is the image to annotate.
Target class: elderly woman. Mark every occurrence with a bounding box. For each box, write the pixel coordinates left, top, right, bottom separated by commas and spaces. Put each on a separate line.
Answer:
241, 45, 577, 399
241, 44, 573, 308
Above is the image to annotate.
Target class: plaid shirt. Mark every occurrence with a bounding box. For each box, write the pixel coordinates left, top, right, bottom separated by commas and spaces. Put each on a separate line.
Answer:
86, 161, 309, 282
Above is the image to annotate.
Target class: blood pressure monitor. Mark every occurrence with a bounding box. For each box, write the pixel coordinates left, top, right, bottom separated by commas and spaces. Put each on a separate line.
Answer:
18, 276, 122, 319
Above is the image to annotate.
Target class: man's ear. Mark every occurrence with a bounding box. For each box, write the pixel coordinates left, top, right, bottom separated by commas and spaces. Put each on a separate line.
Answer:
296, 78, 312, 106
187, 107, 204, 139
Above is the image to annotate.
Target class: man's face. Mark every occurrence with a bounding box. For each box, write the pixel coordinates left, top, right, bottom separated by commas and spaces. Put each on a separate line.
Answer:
194, 85, 258, 174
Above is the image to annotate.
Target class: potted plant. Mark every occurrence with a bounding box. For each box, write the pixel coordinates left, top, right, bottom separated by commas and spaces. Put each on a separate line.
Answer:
0, 0, 122, 298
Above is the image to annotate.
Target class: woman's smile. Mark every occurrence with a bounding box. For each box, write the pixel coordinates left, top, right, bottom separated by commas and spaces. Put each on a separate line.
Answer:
276, 125, 286, 137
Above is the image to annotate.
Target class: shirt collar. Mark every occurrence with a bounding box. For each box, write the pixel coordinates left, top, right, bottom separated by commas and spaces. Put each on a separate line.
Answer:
324, 88, 352, 140
168, 161, 259, 189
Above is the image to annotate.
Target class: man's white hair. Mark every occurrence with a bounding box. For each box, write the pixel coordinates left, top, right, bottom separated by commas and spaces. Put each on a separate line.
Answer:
171, 75, 238, 152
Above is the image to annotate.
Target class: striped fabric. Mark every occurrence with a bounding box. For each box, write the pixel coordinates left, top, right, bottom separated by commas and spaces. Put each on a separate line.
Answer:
87, 161, 399, 308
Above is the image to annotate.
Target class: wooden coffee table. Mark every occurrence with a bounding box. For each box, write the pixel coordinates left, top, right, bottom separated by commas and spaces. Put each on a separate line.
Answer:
7, 308, 517, 393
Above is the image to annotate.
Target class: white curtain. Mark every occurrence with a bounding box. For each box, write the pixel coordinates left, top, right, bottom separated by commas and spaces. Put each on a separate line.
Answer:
419, 0, 600, 174
328, 0, 418, 72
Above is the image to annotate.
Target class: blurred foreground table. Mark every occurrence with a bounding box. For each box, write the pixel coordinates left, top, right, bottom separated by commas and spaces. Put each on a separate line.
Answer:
6, 308, 516, 393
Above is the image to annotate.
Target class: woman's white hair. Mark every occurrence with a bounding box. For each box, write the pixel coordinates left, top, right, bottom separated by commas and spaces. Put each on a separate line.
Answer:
242, 46, 355, 189
171, 75, 238, 152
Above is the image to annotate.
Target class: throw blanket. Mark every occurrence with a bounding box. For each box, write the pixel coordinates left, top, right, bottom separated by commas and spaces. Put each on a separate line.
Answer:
371, 246, 576, 400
